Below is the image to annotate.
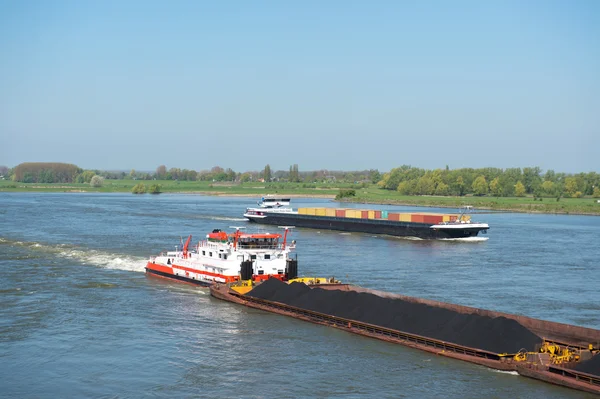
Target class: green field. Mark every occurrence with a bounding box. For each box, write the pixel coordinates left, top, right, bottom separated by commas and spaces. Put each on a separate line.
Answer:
1, 180, 598, 215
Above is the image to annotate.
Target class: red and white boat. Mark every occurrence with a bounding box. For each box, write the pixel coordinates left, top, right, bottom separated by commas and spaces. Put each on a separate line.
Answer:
145, 227, 298, 286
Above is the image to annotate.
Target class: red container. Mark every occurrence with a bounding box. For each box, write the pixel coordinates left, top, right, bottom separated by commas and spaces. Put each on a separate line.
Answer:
361, 210, 369, 219
411, 214, 426, 223
374, 210, 382, 219
388, 213, 400, 221
336, 209, 346, 218
423, 215, 443, 225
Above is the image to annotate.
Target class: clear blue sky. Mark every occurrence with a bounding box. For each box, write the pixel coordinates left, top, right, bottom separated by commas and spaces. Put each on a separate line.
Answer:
1, 0, 598, 173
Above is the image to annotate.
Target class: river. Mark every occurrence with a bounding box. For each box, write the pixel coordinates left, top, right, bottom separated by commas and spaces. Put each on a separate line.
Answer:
1, 193, 598, 398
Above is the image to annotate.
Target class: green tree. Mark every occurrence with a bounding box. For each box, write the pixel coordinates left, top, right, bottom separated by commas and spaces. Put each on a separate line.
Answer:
452, 176, 466, 196
593, 187, 600, 198
564, 177, 578, 197
263, 164, 272, 182
132, 183, 147, 194
129, 169, 136, 179
148, 184, 162, 194
489, 177, 502, 196
541, 180, 554, 196
415, 176, 435, 195
514, 181, 526, 197
472, 175, 488, 196
434, 182, 449, 196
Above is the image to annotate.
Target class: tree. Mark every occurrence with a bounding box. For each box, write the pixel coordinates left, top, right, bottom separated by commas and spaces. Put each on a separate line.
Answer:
129, 169, 136, 179
593, 187, 600, 198
263, 164, 272, 182
369, 169, 381, 184
90, 175, 104, 188
415, 176, 435, 195
472, 175, 488, 196
514, 181, 526, 197
132, 183, 147, 194
489, 177, 502, 196
148, 184, 162, 194
434, 182, 449, 196
541, 180, 555, 196
452, 176, 466, 196
156, 165, 167, 179
564, 177, 578, 197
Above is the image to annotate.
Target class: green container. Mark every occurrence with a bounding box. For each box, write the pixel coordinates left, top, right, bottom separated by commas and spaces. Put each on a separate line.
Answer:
381, 210, 388, 219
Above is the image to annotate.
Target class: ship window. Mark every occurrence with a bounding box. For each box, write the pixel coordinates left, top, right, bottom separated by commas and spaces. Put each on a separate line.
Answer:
278, 270, 283, 274
250, 255, 257, 260
258, 270, 264, 275
264, 254, 271, 260
223, 255, 227, 260
202, 251, 206, 256
209, 252, 213, 257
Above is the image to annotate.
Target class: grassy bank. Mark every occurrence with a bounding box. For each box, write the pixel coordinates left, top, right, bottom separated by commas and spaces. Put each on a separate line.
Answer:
1, 180, 599, 215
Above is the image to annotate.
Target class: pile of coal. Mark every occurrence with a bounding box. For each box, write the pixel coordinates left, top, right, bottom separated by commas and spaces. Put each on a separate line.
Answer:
247, 278, 542, 354
574, 354, 600, 376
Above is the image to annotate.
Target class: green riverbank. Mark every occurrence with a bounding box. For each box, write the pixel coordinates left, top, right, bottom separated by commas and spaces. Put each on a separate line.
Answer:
1, 180, 599, 215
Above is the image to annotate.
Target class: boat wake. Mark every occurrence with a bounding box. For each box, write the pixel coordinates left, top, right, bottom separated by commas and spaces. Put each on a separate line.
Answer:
439, 237, 489, 242
203, 216, 248, 222
0, 237, 147, 273
488, 369, 519, 376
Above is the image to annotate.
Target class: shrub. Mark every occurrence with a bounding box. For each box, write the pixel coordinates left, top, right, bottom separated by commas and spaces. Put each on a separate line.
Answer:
132, 183, 147, 194
335, 188, 356, 200
90, 175, 104, 187
148, 184, 162, 194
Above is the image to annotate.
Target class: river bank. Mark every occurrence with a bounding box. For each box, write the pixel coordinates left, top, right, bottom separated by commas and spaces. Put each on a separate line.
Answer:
1, 181, 599, 215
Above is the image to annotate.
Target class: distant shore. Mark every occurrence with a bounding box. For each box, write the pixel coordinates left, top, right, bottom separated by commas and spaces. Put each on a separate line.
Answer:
2, 182, 598, 216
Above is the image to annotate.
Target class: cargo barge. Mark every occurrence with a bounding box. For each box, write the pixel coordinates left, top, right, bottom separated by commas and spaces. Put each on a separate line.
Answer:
244, 202, 489, 240
210, 279, 600, 395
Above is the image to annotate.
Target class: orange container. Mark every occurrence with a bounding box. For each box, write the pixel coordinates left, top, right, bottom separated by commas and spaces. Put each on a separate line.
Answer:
361, 210, 369, 218
374, 210, 382, 219
335, 209, 346, 218
388, 213, 400, 221
411, 214, 426, 223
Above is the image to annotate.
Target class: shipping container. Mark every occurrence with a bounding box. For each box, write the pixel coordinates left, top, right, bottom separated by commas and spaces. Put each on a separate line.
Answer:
411, 214, 426, 223
388, 213, 400, 221
335, 209, 346, 218
361, 210, 369, 219
399, 213, 412, 222
315, 208, 326, 216
423, 215, 443, 225
306, 208, 317, 216
368, 210, 376, 219
381, 210, 388, 219
374, 210, 382, 219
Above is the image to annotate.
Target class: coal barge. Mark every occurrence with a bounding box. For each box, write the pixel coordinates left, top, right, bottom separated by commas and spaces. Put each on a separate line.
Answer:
211, 279, 600, 395
244, 201, 489, 240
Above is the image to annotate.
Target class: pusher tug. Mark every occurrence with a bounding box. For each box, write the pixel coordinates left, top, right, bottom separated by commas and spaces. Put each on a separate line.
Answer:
145, 227, 298, 285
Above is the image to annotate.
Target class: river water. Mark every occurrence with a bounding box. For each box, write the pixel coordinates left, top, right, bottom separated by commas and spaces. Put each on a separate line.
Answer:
1, 193, 598, 398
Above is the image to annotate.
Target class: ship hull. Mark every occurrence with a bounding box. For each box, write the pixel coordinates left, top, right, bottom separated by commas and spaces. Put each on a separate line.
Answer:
245, 213, 487, 239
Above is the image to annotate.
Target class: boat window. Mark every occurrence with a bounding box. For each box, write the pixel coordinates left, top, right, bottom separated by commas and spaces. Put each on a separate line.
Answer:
257, 270, 264, 275
202, 251, 205, 256
264, 254, 271, 260
209, 252, 212, 257
250, 255, 257, 260
218, 254, 221, 259
223, 255, 227, 260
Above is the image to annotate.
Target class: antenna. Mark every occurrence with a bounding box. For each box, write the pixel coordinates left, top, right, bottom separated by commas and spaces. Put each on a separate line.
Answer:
229, 226, 246, 231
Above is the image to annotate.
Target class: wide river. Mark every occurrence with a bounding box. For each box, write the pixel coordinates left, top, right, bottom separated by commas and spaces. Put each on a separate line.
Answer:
1, 193, 598, 398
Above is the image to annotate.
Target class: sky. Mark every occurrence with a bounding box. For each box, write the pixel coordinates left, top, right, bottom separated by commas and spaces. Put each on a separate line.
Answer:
0, 0, 598, 174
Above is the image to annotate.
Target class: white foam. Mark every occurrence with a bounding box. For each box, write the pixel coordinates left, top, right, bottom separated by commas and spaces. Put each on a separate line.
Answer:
439, 236, 489, 242
58, 248, 147, 273
204, 216, 248, 222
488, 369, 518, 376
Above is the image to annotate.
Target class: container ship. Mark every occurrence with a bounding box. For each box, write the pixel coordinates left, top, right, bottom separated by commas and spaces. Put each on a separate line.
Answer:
211, 278, 600, 395
244, 198, 489, 240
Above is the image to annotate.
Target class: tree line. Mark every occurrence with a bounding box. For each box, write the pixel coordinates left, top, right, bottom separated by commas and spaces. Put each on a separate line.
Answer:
4, 162, 599, 198
378, 166, 600, 198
